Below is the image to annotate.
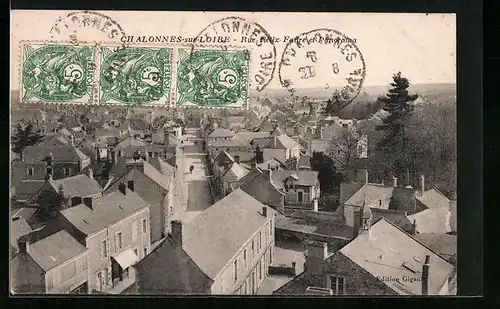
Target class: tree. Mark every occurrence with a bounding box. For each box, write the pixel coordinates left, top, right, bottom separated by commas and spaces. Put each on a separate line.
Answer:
310, 151, 345, 211
12, 122, 44, 154
36, 185, 69, 217
328, 127, 363, 172
324, 88, 351, 115
376, 72, 418, 181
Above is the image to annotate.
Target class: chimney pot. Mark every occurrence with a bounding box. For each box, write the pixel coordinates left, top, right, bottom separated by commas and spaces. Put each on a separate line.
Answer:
393, 176, 398, 187
118, 183, 127, 195
262, 206, 267, 218
83, 197, 93, 209
422, 255, 430, 295
411, 219, 417, 235
306, 241, 328, 273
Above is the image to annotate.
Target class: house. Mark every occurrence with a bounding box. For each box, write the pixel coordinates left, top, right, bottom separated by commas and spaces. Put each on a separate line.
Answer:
118, 119, 149, 137
257, 158, 285, 171
207, 128, 235, 142
339, 171, 453, 234
94, 128, 119, 160
235, 167, 285, 214
29, 174, 103, 209
56, 186, 151, 294
270, 170, 320, 211
104, 158, 175, 245
12, 144, 91, 189
135, 189, 277, 295
284, 155, 311, 170
207, 140, 254, 163
220, 162, 251, 196
274, 211, 456, 295
10, 230, 90, 294
261, 128, 303, 162
109, 135, 151, 164
11, 209, 36, 255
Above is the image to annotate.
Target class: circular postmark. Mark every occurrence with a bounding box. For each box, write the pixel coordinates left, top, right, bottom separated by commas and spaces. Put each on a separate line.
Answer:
279, 29, 366, 111
196, 16, 277, 92
49, 11, 126, 44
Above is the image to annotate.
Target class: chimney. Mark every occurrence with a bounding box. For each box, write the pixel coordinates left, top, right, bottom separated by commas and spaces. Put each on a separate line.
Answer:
357, 169, 368, 184
421, 255, 430, 295
411, 219, 417, 235
171, 220, 183, 246
306, 241, 328, 273
313, 198, 319, 212
262, 206, 267, 218
267, 163, 271, 170
83, 197, 93, 209
319, 127, 324, 139
234, 155, 240, 164
89, 168, 94, 179
118, 183, 127, 195
18, 238, 29, 254
392, 176, 398, 187
419, 174, 425, 196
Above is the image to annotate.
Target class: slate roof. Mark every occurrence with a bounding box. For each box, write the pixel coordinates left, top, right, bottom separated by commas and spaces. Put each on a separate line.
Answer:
15, 180, 46, 201
59, 189, 149, 236
407, 207, 452, 234
258, 158, 284, 170
345, 184, 394, 209
49, 174, 102, 197
271, 170, 319, 187
275, 215, 352, 239
207, 139, 248, 148
232, 131, 270, 144
223, 163, 250, 181
113, 136, 148, 151
285, 155, 311, 170
28, 230, 87, 272
148, 157, 176, 176
11, 218, 33, 252
182, 189, 276, 279
23, 145, 87, 162
208, 128, 235, 138
143, 160, 172, 190
339, 218, 455, 295
273, 134, 302, 150
412, 233, 457, 264
415, 188, 450, 210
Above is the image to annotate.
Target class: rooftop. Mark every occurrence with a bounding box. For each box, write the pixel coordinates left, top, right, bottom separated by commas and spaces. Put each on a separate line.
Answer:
23, 144, 88, 162
49, 174, 102, 197
339, 218, 455, 295
182, 189, 276, 279
59, 189, 149, 235
208, 128, 235, 138
28, 230, 87, 272
271, 170, 319, 187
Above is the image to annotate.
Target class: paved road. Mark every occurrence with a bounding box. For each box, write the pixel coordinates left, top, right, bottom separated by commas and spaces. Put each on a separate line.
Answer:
175, 128, 213, 222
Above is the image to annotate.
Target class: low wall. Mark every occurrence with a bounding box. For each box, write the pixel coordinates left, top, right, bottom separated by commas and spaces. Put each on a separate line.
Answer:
269, 263, 296, 277
284, 208, 344, 224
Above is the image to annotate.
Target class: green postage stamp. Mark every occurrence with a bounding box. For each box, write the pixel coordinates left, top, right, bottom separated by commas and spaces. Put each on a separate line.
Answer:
20, 43, 96, 104
176, 48, 250, 108
99, 45, 172, 105
19, 42, 251, 108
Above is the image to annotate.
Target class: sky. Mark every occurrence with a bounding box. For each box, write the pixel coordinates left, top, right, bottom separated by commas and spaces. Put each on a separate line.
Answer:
10, 11, 456, 90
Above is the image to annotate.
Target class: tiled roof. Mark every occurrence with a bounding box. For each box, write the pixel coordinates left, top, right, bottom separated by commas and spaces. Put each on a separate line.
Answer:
412, 233, 457, 263
15, 180, 46, 201
271, 170, 319, 187
223, 163, 250, 181
148, 157, 175, 176
416, 188, 450, 210
345, 184, 394, 209
407, 207, 452, 234
59, 189, 149, 235
95, 128, 119, 137
208, 128, 235, 138
23, 145, 85, 162
49, 174, 102, 197
232, 131, 270, 144
252, 137, 272, 148
114, 136, 148, 151
183, 189, 275, 279
28, 230, 87, 271
11, 218, 33, 252
143, 161, 171, 190
275, 216, 352, 239
258, 159, 284, 170
339, 218, 455, 295
274, 134, 302, 150
207, 139, 248, 148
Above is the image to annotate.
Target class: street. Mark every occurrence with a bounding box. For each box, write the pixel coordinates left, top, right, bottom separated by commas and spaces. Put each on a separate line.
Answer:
175, 128, 213, 222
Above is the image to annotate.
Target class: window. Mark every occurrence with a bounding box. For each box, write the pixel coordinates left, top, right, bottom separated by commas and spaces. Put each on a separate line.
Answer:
244, 249, 247, 268
259, 260, 262, 279
46, 272, 54, 291
234, 260, 238, 282
329, 276, 345, 295
269, 223, 272, 239
115, 232, 123, 250
259, 232, 262, 250
252, 240, 255, 258
71, 196, 82, 206
269, 250, 272, 264
27, 167, 34, 176
127, 181, 134, 191
101, 240, 107, 259
142, 219, 147, 233
143, 248, 148, 257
